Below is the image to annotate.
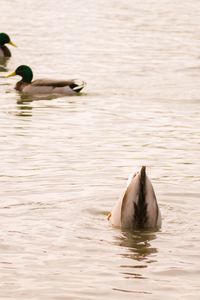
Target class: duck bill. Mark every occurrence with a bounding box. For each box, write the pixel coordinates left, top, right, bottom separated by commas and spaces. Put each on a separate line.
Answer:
9, 41, 17, 47
5, 71, 16, 78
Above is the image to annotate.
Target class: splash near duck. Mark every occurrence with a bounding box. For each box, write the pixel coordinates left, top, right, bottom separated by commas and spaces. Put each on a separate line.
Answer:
6, 65, 86, 96
108, 166, 161, 230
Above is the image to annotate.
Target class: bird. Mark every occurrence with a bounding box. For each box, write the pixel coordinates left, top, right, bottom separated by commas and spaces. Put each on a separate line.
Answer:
108, 166, 161, 230
0, 33, 17, 58
6, 65, 86, 95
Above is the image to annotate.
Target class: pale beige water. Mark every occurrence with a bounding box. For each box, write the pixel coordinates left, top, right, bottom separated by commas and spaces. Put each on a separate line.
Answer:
0, 0, 200, 299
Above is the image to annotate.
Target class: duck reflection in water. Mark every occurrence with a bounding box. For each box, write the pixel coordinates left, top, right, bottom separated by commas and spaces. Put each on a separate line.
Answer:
113, 229, 158, 282
0, 57, 9, 72
16, 102, 33, 117
115, 230, 158, 262
17, 93, 62, 104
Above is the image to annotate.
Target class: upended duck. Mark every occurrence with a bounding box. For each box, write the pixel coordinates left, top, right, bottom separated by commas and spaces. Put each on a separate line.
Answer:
108, 166, 161, 230
0, 33, 17, 58
6, 65, 86, 95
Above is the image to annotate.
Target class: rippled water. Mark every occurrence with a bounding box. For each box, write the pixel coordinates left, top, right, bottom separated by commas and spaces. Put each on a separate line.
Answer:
0, 0, 200, 299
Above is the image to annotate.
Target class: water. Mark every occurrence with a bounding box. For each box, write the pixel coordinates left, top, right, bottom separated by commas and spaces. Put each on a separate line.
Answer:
0, 0, 200, 299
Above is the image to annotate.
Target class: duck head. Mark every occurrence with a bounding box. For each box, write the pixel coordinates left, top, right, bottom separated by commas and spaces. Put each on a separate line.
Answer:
6, 65, 33, 83
0, 33, 16, 47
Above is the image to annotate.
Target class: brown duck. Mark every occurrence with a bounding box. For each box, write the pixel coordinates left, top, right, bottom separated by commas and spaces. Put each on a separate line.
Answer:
6, 65, 86, 95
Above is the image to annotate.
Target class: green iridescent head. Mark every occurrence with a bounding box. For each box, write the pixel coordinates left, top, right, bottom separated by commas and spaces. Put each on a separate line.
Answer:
0, 33, 16, 47
6, 65, 33, 83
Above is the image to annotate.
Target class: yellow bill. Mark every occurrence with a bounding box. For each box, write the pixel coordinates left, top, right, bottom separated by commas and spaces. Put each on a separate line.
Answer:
107, 212, 111, 220
9, 41, 17, 47
5, 71, 16, 78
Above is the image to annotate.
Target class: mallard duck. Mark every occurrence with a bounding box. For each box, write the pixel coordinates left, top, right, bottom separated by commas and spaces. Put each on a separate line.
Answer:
108, 166, 161, 230
6, 65, 86, 95
0, 33, 17, 57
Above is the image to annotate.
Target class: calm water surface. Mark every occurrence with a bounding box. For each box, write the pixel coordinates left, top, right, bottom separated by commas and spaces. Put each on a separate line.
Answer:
0, 0, 200, 299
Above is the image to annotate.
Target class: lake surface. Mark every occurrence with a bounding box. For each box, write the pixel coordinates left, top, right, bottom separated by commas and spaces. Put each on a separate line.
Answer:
0, 0, 200, 299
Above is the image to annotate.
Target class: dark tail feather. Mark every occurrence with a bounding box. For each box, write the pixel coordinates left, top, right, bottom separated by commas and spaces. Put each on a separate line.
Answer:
134, 166, 148, 228
70, 80, 86, 93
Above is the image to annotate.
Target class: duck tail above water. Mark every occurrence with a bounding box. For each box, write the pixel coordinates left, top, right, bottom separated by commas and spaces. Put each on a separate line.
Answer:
134, 166, 148, 228
70, 79, 86, 93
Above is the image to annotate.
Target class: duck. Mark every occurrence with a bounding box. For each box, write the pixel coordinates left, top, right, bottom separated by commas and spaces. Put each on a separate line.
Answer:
108, 166, 161, 230
6, 65, 86, 95
0, 33, 17, 58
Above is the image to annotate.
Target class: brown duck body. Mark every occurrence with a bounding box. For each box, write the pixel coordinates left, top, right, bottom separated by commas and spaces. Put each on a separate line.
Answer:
108, 166, 161, 230
7, 65, 86, 96
0, 46, 11, 57
15, 79, 85, 95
